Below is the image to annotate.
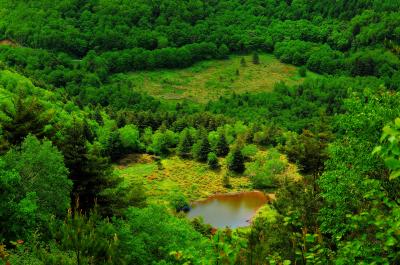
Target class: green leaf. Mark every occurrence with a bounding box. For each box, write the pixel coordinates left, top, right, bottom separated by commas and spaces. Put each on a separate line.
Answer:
305, 234, 315, 243
395, 118, 400, 129
372, 146, 382, 155
386, 236, 397, 246
384, 158, 400, 170
283, 260, 291, 265
390, 170, 400, 180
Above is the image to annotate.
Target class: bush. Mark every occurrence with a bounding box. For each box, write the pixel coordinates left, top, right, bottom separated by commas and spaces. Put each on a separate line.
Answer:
299, 66, 307, 77
252, 52, 260, 64
246, 149, 288, 189
227, 147, 245, 173
223, 174, 232, 188
241, 144, 258, 159
207, 152, 219, 169
169, 192, 190, 212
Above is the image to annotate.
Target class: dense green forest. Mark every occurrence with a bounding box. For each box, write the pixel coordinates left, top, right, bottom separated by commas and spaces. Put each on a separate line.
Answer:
0, 0, 400, 264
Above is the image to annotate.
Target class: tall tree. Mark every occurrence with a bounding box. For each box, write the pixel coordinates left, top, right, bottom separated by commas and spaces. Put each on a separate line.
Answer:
216, 132, 229, 157
252, 52, 260, 64
56, 117, 115, 212
177, 129, 194, 158
193, 132, 211, 162
228, 146, 245, 173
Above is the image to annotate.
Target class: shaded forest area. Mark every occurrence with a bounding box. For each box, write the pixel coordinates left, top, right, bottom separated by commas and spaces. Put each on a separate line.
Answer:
0, 0, 400, 264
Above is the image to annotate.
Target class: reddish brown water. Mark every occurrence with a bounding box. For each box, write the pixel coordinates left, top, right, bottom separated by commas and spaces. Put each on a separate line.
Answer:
187, 191, 268, 228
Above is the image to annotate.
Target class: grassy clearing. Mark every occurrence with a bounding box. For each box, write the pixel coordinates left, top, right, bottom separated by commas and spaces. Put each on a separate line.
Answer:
115, 149, 301, 206
116, 154, 251, 205
126, 53, 315, 103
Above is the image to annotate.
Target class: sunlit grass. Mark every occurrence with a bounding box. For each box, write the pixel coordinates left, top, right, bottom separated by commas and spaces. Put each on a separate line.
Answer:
126, 53, 306, 103
115, 149, 301, 205
115, 154, 251, 204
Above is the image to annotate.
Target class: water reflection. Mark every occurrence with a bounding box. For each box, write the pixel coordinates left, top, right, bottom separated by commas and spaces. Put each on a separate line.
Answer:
187, 191, 267, 228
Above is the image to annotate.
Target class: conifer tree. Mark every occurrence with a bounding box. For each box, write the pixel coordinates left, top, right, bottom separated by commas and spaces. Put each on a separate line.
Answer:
228, 146, 245, 173
177, 129, 194, 158
252, 52, 260, 64
207, 152, 219, 169
240, 58, 246, 67
193, 133, 211, 162
216, 133, 229, 157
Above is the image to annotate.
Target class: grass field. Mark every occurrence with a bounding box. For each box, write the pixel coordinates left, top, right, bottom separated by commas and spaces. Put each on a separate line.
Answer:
115, 150, 301, 206
115, 154, 251, 205
127, 53, 315, 103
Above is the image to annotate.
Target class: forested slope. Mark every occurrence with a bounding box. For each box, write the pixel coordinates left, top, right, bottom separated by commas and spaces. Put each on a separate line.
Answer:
0, 1, 400, 264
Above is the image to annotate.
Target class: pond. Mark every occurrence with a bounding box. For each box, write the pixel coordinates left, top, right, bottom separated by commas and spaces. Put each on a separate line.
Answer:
187, 191, 268, 228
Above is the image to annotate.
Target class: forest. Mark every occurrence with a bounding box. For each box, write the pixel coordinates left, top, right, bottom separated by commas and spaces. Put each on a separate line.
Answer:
0, 0, 399, 264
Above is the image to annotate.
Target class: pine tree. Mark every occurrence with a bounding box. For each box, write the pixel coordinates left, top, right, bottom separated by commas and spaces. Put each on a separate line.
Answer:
252, 52, 260, 64
216, 133, 229, 157
240, 58, 246, 67
194, 133, 211, 162
56, 118, 117, 212
177, 129, 194, 158
207, 152, 219, 169
223, 174, 232, 188
217, 44, 229, 59
228, 146, 245, 173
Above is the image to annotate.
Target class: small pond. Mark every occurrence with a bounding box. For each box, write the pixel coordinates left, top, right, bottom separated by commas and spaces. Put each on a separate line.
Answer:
187, 191, 268, 228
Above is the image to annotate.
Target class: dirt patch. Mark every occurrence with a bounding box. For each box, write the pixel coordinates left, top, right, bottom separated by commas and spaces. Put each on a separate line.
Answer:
116, 153, 155, 168
0, 39, 17, 47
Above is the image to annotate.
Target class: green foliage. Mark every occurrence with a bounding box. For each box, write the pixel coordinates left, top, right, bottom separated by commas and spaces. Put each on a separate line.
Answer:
115, 205, 211, 265
319, 89, 400, 238
0, 135, 72, 242
217, 44, 229, 60
252, 52, 260, 65
193, 132, 211, 162
227, 146, 245, 173
298, 66, 307, 77
281, 128, 331, 174
177, 128, 194, 158
216, 132, 229, 157
222, 174, 232, 189
3, 135, 72, 218
241, 144, 258, 159
49, 209, 121, 265
148, 129, 178, 156
168, 191, 189, 212
0, 161, 38, 242
207, 152, 219, 170
374, 117, 400, 180
240, 58, 246, 67
1, 1, 400, 264
246, 149, 288, 189
118, 124, 141, 153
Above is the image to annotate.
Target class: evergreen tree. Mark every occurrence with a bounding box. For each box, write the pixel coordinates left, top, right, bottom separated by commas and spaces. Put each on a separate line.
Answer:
252, 52, 260, 64
80, 142, 115, 211
177, 129, 194, 158
217, 44, 229, 59
107, 130, 124, 161
207, 152, 219, 169
193, 133, 211, 162
299, 66, 307, 77
223, 174, 232, 188
228, 146, 245, 173
216, 133, 229, 157
240, 58, 246, 67
56, 118, 116, 212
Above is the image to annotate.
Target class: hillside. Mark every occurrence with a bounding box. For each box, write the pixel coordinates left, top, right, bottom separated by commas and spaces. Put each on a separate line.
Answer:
1, 0, 400, 264
127, 54, 313, 102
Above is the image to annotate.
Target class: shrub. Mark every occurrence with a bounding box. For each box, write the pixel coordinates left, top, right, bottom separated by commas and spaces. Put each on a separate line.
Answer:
299, 66, 307, 77
207, 152, 219, 169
